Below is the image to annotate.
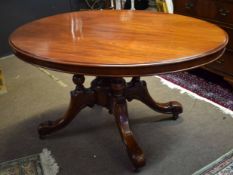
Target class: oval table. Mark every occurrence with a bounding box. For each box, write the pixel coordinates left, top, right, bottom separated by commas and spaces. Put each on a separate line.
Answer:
9, 10, 228, 170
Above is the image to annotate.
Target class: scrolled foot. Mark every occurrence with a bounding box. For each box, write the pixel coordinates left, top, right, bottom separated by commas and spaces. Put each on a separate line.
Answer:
38, 121, 57, 138
169, 101, 182, 120
38, 74, 95, 138
111, 78, 146, 169
113, 102, 146, 169
126, 77, 183, 119
126, 136, 146, 169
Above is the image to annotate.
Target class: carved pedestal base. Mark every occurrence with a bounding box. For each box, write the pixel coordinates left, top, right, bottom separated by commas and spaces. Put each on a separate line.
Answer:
38, 75, 183, 170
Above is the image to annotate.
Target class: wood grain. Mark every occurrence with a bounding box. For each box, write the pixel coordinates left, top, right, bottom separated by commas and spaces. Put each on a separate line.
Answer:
9, 10, 226, 170
9, 10, 228, 76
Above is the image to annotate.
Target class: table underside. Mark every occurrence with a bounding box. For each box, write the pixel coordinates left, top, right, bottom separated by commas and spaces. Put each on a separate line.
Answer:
38, 75, 183, 170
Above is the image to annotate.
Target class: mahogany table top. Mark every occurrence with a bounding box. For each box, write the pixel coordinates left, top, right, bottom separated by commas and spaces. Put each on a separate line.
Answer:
9, 10, 228, 76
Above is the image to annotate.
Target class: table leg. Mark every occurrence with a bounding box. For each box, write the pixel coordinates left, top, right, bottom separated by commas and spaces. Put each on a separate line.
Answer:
37, 76, 182, 170
111, 78, 145, 169
126, 77, 183, 119
38, 75, 95, 138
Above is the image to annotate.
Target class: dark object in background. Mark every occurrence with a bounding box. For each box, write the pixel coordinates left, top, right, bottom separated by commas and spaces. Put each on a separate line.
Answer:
124, 0, 148, 10
0, 0, 72, 57
0, 0, 92, 57
189, 68, 233, 92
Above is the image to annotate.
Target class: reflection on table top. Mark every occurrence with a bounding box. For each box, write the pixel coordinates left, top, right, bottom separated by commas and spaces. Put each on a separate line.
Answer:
9, 10, 228, 76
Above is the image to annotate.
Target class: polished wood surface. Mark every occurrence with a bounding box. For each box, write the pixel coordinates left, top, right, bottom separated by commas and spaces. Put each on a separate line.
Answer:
9, 10, 228, 170
10, 10, 228, 76
173, 0, 233, 87
38, 76, 182, 169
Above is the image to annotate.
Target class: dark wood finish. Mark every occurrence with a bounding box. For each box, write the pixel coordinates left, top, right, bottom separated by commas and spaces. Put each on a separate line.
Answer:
126, 77, 182, 119
38, 75, 96, 138
38, 75, 182, 169
9, 10, 227, 76
173, 0, 233, 86
9, 10, 228, 170
111, 78, 145, 169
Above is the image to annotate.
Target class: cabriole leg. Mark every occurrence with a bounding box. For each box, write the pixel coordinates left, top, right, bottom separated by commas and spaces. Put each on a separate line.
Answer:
111, 78, 145, 169
38, 74, 95, 138
126, 77, 183, 120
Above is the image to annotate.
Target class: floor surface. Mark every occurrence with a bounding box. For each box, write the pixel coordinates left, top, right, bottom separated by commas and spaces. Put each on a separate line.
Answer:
0, 56, 233, 175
